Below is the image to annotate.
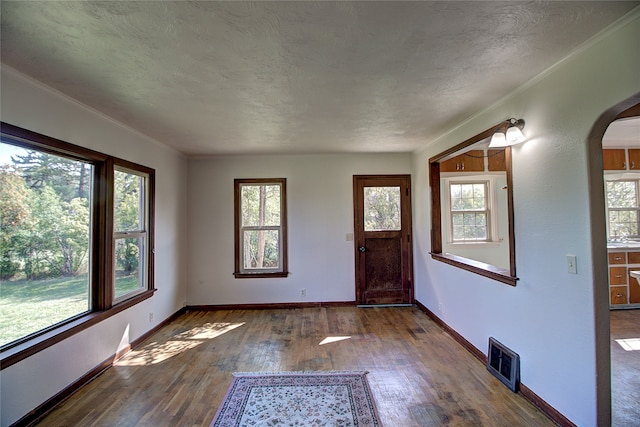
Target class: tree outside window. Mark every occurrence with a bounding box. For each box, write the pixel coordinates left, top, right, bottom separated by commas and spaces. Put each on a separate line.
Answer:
606, 179, 640, 240
234, 178, 287, 278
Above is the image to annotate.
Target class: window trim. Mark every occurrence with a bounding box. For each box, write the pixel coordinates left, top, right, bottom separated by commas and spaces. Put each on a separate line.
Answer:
113, 166, 152, 303
0, 122, 156, 369
233, 178, 288, 278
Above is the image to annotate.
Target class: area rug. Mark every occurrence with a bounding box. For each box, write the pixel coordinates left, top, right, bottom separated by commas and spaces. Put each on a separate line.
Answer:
210, 371, 382, 426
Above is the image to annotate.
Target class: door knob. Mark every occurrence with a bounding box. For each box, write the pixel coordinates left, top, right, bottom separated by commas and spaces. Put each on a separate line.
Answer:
358, 246, 366, 252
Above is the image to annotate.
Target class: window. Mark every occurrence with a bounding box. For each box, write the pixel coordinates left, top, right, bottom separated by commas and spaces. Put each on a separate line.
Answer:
234, 178, 287, 278
113, 167, 150, 302
449, 181, 490, 242
363, 186, 401, 231
1, 122, 155, 368
606, 179, 640, 240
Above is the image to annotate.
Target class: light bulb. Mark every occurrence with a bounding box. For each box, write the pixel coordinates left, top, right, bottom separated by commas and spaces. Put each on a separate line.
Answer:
489, 131, 507, 148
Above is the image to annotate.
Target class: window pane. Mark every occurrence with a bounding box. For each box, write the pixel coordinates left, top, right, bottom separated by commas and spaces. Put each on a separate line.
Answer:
450, 183, 486, 211
114, 236, 145, 299
243, 229, 280, 269
609, 210, 638, 238
114, 170, 144, 232
241, 184, 281, 227
0, 143, 92, 347
364, 186, 401, 231
606, 181, 637, 208
452, 212, 487, 241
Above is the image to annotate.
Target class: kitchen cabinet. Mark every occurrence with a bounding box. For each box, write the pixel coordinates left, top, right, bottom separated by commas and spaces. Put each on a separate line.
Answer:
487, 150, 506, 171
603, 149, 626, 170
629, 149, 640, 170
440, 150, 484, 172
607, 248, 640, 307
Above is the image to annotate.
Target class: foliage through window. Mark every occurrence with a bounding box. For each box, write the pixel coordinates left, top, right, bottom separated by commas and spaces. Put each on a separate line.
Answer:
0, 145, 92, 346
606, 179, 640, 240
0, 122, 155, 362
449, 181, 490, 241
363, 186, 401, 231
114, 168, 149, 302
234, 179, 287, 277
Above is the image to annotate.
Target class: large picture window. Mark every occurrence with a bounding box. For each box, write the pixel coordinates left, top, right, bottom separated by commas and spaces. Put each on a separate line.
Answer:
0, 122, 155, 368
234, 178, 288, 278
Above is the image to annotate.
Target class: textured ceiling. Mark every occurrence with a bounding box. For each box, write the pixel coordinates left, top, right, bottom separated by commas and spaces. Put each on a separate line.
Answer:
1, 1, 637, 156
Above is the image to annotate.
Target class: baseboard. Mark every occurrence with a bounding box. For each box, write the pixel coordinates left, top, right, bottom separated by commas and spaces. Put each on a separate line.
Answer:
12, 307, 187, 427
187, 301, 357, 311
414, 300, 576, 427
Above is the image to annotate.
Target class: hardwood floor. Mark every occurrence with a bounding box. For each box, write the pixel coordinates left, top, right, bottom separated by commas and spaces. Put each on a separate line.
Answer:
37, 307, 554, 426
611, 308, 640, 427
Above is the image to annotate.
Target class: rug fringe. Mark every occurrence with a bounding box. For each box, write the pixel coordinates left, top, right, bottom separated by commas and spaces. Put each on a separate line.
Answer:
232, 370, 369, 377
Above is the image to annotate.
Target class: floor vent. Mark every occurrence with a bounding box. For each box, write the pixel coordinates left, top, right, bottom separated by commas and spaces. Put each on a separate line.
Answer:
487, 337, 520, 392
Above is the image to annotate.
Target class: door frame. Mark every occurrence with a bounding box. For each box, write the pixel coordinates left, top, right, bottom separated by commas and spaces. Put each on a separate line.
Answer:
353, 174, 414, 305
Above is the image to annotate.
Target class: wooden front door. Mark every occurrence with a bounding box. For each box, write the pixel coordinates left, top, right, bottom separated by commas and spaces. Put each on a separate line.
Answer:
353, 175, 413, 305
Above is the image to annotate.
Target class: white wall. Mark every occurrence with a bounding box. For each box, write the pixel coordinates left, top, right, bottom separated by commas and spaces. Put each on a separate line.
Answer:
187, 154, 411, 305
412, 10, 640, 427
0, 67, 188, 427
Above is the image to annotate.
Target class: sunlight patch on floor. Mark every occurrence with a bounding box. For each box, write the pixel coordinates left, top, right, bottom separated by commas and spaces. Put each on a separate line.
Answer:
319, 336, 351, 345
616, 338, 640, 351
117, 322, 245, 366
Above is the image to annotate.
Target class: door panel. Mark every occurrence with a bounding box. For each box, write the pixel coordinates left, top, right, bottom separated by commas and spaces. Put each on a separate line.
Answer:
354, 175, 413, 305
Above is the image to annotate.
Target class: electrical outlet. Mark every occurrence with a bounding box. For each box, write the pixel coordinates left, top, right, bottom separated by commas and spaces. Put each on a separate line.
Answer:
300, 289, 306, 297
567, 255, 577, 274
149, 312, 154, 322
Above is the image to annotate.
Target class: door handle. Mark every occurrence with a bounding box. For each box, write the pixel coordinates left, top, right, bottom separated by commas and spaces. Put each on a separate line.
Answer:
358, 246, 366, 252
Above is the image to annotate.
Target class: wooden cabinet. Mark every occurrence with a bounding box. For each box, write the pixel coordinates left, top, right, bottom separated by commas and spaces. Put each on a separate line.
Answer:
603, 148, 640, 170
611, 286, 629, 305
609, 252, 626, 264
487, 150, 506, 171
607, 249, 640, 306
603, 149, 626, 170
630, 273, 640, 303
628, 251, 640, 264
440, 150, 485, 172
629, 149, 640, 170
609, 266, 627, 285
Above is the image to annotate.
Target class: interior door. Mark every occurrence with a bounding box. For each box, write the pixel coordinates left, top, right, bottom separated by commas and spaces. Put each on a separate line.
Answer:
353, 175, 413, 305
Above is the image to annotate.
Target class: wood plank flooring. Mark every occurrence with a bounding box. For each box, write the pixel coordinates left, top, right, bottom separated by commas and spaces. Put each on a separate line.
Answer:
611, 308, 640, 427
36, 307, 554, 426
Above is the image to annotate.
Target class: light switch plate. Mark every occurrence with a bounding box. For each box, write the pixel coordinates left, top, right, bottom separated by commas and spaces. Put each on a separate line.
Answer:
567, 255, 577, 274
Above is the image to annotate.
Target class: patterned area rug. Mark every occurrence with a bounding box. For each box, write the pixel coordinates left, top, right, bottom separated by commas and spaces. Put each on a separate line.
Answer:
210, 371, 382, 426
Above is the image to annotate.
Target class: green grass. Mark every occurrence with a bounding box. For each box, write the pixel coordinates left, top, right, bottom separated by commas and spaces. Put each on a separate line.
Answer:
0, 274, 139, 347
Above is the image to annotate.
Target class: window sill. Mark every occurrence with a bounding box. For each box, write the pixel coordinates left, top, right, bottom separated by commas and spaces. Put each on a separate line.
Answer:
0, 289, 156, 370
430, 252, 517, 286
234, 271, 289, 279
446, 241, 502, 248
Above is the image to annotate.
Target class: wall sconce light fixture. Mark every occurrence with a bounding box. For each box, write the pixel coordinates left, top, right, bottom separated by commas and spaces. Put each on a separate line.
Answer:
489, 118, 526, 148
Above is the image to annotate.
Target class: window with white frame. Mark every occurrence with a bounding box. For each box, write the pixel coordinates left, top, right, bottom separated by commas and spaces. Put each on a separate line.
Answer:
449, 181, 490, 242
606, 179, 640, 240
441, 175, 503, 245
234, 178, 288, 278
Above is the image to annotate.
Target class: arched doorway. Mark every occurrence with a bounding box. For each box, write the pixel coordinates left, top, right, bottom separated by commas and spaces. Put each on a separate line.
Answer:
588, 94, 640, 426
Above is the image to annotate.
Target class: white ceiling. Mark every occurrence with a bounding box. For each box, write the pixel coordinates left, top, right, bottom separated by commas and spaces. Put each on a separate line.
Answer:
1, 1, 637, 156
603, 117, 640, 147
